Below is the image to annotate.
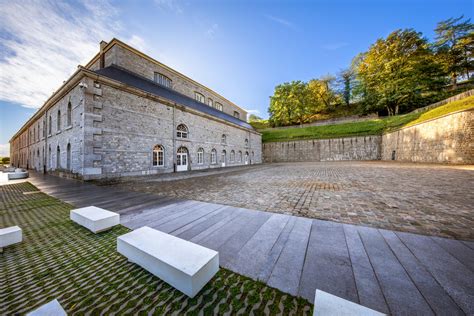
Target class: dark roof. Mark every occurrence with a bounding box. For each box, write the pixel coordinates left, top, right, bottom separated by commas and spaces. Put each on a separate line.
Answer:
94, 65, 253, 130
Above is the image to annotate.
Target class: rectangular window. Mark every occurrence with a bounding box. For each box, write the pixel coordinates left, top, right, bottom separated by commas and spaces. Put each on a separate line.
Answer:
215, 102, 223, 111
154, 73, 172, 88
195, 92, 205, 103
233, 111, 240, 119
197, 151, 203, 164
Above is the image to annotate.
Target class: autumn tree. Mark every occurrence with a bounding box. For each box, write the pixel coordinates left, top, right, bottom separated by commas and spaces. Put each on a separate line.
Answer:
268, 81, 311, 126
357, 29, 446, 115
434, 16, 474, 86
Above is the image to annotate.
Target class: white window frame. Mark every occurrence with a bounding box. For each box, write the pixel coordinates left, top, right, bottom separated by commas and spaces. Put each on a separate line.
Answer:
197, 148, 204, 164
176, 124, 188, 139
152, 145, 165, 167
154, 72, 172, 88
215, 102, 223, 111
195, 92, 205, 103
207, 98, 213, 107
211, 149, 217, 164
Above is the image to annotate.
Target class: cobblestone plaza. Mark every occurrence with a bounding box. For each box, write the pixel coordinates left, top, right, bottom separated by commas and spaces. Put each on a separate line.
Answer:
118, 161, 474, 240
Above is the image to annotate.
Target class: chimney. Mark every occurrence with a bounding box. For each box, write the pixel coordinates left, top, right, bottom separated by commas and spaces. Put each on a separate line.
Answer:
99, 40, 108, 69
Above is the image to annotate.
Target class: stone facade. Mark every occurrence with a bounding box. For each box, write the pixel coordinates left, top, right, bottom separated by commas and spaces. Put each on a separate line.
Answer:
381, 109, 473, 164
10, 39, 261, 179
262, 136, 381, 163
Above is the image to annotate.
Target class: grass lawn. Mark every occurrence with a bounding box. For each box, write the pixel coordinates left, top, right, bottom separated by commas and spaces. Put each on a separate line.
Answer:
260, 96, 474, 143
0, 182, 312, 315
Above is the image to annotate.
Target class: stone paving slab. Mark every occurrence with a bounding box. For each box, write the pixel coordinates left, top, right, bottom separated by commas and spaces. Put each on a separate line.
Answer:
28, 172, 474, 315
117, 161, 474, 239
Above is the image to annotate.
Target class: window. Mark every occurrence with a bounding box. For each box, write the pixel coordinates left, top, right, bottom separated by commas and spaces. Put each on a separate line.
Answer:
56, 145, 61, 169
230, 150, 235, 162
43, 120, 46, 137
48, 115, 52, 135
234, 111, 240, 119
67, 102, 72, 127
154, 72, 172, 88
221, 150, 226, 164
67, 143, 71, 170
245, 151, 249, 164
57, 110, 61, 131
176, 124, 188, 139
245, 138, 249, 147
207, 98, 213, 107
221, 134, 226, 144
197, 148, 204, 164
238, 151, 242, 162
215, 102, 223, 111
211, 149, 217, 164
195, 92, 205, 103
152, 145, 164, 166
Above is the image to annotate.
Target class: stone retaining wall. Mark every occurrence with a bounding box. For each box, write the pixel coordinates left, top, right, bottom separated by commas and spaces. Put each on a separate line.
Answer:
262, 136, 381, 162
381, 109, 473, 164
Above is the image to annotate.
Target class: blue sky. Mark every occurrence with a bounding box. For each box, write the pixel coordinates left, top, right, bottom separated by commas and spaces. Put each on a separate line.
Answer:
0, 0, 472, 156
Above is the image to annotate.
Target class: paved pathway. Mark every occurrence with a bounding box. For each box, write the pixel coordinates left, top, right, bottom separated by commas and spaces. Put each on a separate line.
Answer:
118, 161, 474, 239
28, 173, 474, 315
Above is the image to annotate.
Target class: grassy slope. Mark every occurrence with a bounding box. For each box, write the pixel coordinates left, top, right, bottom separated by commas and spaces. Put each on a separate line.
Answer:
261, 96, 474, 143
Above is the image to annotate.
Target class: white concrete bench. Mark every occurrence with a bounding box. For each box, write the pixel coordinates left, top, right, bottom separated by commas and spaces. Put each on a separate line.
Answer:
27, 299, 66, 316
70, 206, 120, 233
117, 226, 219, 298
0, 226, 22, 253
314, 290, 385, 316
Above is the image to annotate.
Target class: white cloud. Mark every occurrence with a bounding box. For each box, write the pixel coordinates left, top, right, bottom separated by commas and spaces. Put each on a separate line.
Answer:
0, 143, 10, 157
206, 24, 219, 39
128, 35, 147, 51
0, 0, 139, 109
154, 0, 183, 14
245, 109, 261, 115
264, 15, 295, 29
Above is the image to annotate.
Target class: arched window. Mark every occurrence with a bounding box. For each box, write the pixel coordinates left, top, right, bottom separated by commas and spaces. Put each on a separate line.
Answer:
245, 138, 249, 147
67, 102, 72, 127
230, 150, 235, 162
57, 110, 61, 131
197, 148, 204, 164
207, 98, 213, 107
221, 150, 226, 165
176, 124, 188, 138
153, 145, 164, 167
221, 134, 226, 144
245, 151, 249, 164
67, 143, 71, 170
56, 145, 61, 169
211, 149, 217, 164
48, 145, 52, 169
238, 151, 242, 163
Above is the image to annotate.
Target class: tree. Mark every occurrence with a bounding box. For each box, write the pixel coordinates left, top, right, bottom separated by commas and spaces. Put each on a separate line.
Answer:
248, 114, 263, 122
307, 75, 339, 112
337, 68, 355, 106
434, 16, 474, 86
357, 29, 446, 115
268, 81, 311, 126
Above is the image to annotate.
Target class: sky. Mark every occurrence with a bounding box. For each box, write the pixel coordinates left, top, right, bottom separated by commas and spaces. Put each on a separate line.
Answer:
0, 0, 472, 156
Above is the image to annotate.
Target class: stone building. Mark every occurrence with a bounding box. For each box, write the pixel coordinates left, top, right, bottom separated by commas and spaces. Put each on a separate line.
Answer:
10, 38, 262, 179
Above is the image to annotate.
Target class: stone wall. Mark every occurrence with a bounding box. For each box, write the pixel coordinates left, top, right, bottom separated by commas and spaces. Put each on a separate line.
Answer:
262, 136, 381, 163
381, 109, 473, 164
92, 43, 247, 120
89, 81, 262, 179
